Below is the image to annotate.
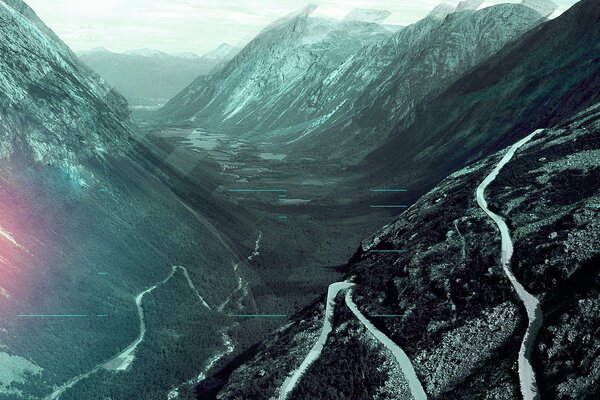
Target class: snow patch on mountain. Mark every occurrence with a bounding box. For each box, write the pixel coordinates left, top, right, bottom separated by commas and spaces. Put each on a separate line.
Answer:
0, 225, 21, 248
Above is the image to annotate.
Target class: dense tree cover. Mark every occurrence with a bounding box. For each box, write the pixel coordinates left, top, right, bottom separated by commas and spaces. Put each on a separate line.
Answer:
290, 305, 389, 400
54, 272, 226, 400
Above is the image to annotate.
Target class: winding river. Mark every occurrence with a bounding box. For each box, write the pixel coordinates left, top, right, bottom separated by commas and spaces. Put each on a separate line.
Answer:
475, 129, 544, 400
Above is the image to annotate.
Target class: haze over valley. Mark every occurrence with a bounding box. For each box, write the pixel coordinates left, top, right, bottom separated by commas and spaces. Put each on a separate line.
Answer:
0, 1, 598, 399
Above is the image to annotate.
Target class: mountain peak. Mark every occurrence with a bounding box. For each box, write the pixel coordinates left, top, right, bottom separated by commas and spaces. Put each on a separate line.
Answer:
344, 9, 391, 24
171, 51, 200, 59
521, 0, 558, 17
124, 48, 168, 58
427, 3, 455, 19
202, 43, 235, 60
262, 3, 318, 32
455, 0, 484, 12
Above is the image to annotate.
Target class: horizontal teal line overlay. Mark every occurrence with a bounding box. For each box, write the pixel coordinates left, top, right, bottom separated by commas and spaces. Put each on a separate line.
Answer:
370, 205, 408, 208
97, 315, 109, 317
228, 314, 287, 318
19, 314, 88, 317
372, 314, 403, 317
229, 189, 288, 192
278, 216, 288, 219
97, 272, 109, 275
369, 250, 407, 253
370, 189, 408, 192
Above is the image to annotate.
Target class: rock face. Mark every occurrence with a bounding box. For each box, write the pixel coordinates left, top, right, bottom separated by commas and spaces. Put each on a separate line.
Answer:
0, 1, 242, 398
155, 3, 393, 132
154, 2, 544, 165
0, 0, 132, 174
363, 0, 600, 200
206, 103, 600, 400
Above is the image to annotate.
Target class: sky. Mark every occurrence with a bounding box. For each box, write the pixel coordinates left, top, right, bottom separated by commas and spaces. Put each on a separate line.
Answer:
25, 0, 579, 55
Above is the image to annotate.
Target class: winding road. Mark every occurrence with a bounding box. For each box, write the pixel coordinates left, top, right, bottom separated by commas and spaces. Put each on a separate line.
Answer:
279, 281, 425, 400
45, 266, 208, 400
346, 289, 427, 400
475, 129, 543, 400
278, 281, 354, 400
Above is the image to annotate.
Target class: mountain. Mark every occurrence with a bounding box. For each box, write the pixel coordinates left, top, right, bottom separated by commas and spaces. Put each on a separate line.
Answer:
287, 0, 557, 159
124, 48, 170, 58
0, 0, 131, 169
155, 4, 393, 128
153, 1, 549, 161
523, 0, 559, 16
0, 1, 251, 398
344, 9, 391, 24
202, 43, 236, 60
77, 44, 238, 108
186, 1, 600, 398
361, 0, 599, 198
203, 93, 600, 400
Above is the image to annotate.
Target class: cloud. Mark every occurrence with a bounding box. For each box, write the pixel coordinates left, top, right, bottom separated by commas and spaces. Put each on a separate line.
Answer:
25, 0, 579, 54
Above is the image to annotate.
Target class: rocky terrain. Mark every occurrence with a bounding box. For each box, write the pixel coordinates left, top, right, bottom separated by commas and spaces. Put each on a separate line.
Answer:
0, 1, 249, 398
207, 101, 600, 400
153, 1, 551, 163
1, 0, 597, 399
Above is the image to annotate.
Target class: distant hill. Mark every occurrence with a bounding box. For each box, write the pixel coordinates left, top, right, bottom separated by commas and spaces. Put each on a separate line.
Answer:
77, 44, 238, 108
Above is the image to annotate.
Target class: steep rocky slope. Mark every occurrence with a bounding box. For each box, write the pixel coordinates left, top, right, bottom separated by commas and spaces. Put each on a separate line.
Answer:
287, 1, 549, 158
0, 1, 247, 398
156, 4, 392, 131
154, 1, 550, 160
205, 102, 600, 400
355, 0, 599, 198
0, 0, 132, 174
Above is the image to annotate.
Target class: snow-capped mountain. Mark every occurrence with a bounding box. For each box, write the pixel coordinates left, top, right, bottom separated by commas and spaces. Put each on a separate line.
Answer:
124, 48, 170, 58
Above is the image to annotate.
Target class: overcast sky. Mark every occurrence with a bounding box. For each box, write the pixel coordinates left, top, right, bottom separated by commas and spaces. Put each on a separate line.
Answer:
26, 0, 579, 55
